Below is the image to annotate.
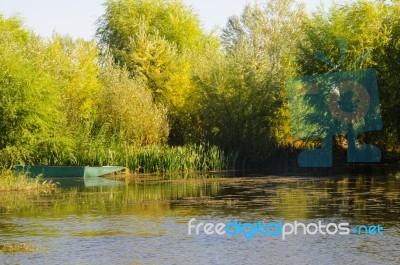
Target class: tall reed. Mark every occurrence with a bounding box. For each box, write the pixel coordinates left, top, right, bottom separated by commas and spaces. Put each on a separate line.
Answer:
73, 135, 236, 173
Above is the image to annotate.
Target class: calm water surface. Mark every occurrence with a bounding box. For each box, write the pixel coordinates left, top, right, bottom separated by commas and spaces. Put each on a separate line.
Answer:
0, 173, 399, 264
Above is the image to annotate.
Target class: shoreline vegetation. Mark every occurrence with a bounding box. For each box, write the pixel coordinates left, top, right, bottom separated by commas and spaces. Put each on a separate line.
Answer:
71, 144, 237, 174
0, 143, 236, 191
1, 0, 400, 189
0, 170, 57, 192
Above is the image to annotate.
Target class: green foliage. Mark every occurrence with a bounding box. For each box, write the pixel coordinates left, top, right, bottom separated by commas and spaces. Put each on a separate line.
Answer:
96, 0, 215, 144
72, 135, 233, 173
298, 0, 390, 75
44, 35, 103, 126
298, 0, 400, 152
119, 23, 178, 102
97, 0, 204, 53
373, 1, 400, 150
0, 14, 231, 173
0, 169, 56, 192
4, 0, 400, 171
96, 57, 169, 145
96, 0, 202, 104
194, 0, 306, 165
0, 15, 71, 166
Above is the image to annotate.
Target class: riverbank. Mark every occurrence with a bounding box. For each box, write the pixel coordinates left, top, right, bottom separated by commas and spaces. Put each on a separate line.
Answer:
0, 170, 57, 192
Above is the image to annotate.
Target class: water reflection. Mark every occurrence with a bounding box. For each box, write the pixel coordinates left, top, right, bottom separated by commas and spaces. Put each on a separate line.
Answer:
0, 178, 220, 216
0, 173, 399, 264
1, 175, 399, 222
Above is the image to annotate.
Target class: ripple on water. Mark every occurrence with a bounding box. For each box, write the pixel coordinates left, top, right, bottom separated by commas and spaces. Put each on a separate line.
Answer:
0, 175, 399, 264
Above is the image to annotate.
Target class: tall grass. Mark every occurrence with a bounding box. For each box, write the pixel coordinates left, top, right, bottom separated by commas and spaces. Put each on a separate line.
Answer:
73, 134, 237, 173
0, 129, 237, 174
0, 170, 56, 192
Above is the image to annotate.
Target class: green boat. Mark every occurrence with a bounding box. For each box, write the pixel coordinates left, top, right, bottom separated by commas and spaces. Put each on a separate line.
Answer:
14, 165, 126, 178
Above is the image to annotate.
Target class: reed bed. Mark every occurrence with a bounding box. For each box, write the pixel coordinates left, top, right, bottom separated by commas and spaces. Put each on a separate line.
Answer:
73, 140, 237, 174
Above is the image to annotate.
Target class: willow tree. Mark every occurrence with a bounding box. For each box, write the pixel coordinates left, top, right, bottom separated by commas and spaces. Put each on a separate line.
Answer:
297, 0, 400, 152
96, 0, 204, 54
96, 0, 212, 144
195, 0, 306, 166
0, 15, 71, 165
97, 58, 169, 146
45, 35, 102, 130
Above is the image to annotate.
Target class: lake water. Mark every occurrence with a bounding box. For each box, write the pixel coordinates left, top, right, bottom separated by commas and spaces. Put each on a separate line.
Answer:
1, 173, 399, 264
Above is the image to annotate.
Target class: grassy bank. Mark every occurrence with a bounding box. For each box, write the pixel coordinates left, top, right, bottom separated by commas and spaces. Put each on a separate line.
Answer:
0, 170, 56, 192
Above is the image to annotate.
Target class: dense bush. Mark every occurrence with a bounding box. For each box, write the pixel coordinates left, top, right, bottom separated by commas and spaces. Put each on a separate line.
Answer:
194, 0, 306, 166
96, 0, 217, 144
0, 15, 71, 165
96, 58, 170, 145
1, 0, 400, 171
0, 13, 229, 172
297, 0, 400, 152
